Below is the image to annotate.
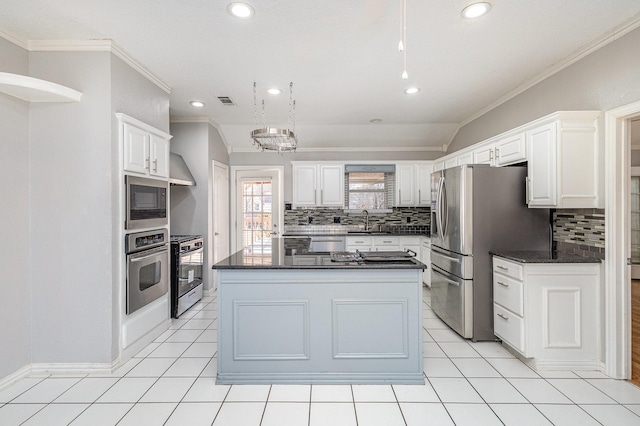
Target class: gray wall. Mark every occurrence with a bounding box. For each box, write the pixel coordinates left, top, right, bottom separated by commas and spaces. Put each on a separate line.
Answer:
170, 122, 229, 291
230, 150, 438, 203
29, 51, 114, 364
0, 38, 31, 379
448, 26, 640, 153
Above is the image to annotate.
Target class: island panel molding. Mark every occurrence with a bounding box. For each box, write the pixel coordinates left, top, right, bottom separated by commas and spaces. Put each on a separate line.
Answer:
332, 299, 409, 359
233, 300, 310, 360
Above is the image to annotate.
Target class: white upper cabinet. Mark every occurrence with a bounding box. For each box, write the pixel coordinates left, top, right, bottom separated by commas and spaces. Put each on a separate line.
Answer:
495, 132, 526, 166
396, 162, 433, 206
525, 112, 601, 208
473, 142, 495, 166
416, 163, 433, 206
118, 113, 171, 179
292, 162, 344, 207
395, 164, 416, 206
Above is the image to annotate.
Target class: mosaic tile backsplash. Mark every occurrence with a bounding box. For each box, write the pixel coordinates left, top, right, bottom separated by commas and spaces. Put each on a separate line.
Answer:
284, 207, 430, 235
553, 209, 605, 259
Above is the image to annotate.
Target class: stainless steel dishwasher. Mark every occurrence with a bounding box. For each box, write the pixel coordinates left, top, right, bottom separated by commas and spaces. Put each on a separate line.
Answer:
308, 235, 346, 252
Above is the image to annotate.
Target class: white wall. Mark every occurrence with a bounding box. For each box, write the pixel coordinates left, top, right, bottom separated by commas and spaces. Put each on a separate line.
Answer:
170, 122, 229, 291
0, 37, 31, 379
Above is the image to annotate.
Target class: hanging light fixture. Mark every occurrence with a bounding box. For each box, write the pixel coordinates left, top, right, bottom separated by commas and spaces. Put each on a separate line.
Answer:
251, 82, 298, 153
400, 0, 408, 80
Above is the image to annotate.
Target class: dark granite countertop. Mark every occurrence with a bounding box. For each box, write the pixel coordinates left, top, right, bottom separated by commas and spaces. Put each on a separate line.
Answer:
282, 231, 430, 237
491, 251, 602, 264
213, 238, 426, 270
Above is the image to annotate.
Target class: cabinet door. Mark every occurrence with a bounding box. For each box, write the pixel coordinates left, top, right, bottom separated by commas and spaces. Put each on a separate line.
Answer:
149, 135, 170, 178
457, 152, 473, 166
526, 122, 557, 207
496, 133, 526, 166
444, 158, 458, 170
396, 164, 416, 206
473, 143, 495, 166
123, 123, 150, 174
292, 165, 318, 207
319, 164, 344, 206
416, 164, 433, 205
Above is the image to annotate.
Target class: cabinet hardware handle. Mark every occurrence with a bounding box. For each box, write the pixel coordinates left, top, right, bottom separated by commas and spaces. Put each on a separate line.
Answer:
525, 177, 530, 204
418, 189, 421, 203
321, 189, 324, 204
145, 157, 150, 170
153, 159, 158, 172
489, 149, 493, 161
399, 189, 402, 204
497, 313, 509, 320
496, 265, 509, 271
497, 281, 509, 287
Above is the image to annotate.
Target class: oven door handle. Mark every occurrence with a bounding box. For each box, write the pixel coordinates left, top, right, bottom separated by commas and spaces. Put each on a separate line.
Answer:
129, 245, 168, 261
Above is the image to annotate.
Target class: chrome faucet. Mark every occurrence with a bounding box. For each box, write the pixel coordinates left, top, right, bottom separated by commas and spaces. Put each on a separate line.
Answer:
362, 209, 369, 231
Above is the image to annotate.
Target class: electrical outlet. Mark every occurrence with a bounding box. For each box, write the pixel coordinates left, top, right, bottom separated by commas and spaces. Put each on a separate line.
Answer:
308, 216, 313, 224
406, 217, 411, 223
333, 216, 341, 224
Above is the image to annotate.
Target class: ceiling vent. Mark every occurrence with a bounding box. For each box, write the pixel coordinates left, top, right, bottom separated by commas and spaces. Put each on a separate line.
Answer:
217, 96, 236, 106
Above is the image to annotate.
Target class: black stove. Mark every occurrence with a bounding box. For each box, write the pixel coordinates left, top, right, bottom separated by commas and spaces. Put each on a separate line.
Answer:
170, 234, 204, 317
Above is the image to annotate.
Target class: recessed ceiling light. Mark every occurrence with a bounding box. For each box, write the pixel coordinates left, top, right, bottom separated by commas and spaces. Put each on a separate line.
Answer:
227, 2, 254, 19
266, 88, 282, 95
190, 100, 205, 107
404, 87, 421, 95
461, 2, 492, 19
369, 118, 383, 123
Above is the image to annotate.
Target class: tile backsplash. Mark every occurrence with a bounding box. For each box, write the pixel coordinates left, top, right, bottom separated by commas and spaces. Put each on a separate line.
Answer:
553, 209, 605, 259
284, 207, 430, 235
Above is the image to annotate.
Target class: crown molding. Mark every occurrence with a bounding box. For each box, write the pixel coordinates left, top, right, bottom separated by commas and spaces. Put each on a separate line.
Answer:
0, 28, 28, 49
170, 115, 231, 154
230, 145, 445, 154
458, 13, 640, 130
0, 34, 172, 94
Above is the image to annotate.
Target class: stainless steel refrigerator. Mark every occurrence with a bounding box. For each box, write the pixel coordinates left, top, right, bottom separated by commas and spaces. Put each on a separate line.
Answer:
430, 164, 550, 341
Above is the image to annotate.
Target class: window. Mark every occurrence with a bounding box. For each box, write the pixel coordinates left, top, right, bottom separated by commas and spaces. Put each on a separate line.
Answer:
344, 165, 395, 210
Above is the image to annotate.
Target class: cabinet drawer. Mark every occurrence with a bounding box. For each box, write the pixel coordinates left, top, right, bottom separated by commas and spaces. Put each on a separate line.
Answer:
346, 236, 373, 246
493, 257, 523, 280
493, 274, 524, 316
373, 236, 400, 246
493, 304, 525, 354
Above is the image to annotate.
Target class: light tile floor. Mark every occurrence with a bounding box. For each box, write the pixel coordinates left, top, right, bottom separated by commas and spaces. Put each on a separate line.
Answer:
2, 287, 640, 425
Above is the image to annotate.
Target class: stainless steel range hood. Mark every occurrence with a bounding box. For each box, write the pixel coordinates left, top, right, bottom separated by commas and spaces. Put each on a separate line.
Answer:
169, 152, 196, 186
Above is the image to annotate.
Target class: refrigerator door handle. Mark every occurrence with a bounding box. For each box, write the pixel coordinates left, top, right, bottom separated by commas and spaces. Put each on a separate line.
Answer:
441, 177, 449, 236
437, 176, 445, 240
432, 267, 461, 286
431, 247, 461, 263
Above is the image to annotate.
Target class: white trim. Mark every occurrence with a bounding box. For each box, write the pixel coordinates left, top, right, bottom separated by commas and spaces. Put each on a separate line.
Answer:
458, 14, 640, 130
0, 28, 28, 49
29, 361, 117, 375
0, 72, 82, 102
604, 100, 640, 379
229, 165, 285, 254
170, 115, 231, 154
230, 146, 444, 153
0, 365, 32, 391
0, 34, 172, 94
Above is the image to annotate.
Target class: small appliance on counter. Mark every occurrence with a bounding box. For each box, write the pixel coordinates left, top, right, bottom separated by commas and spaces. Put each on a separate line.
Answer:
170, 235, 204, 318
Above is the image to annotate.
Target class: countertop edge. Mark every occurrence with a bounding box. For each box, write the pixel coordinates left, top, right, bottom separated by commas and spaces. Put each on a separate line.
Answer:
491, 251, 602, 264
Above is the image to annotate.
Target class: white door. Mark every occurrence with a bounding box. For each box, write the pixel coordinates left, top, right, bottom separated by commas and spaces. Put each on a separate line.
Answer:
213, 162, 229, 262
233, 168, 282, 254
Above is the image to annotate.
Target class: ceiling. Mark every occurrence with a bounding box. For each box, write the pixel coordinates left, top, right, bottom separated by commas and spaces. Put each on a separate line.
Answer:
1, 0, 640, 153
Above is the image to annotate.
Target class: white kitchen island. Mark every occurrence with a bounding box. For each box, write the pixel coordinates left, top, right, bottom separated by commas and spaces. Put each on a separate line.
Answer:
212, 239, 425, 384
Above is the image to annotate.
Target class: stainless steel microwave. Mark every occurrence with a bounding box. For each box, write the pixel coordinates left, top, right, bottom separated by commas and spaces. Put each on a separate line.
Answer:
125, 175, 168, 230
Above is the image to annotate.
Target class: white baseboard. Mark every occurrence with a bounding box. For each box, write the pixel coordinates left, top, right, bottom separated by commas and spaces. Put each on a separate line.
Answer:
0, 359, 119, 391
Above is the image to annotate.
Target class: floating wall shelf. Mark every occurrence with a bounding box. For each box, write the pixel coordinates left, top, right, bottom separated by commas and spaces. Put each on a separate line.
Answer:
0, 72, 82, 102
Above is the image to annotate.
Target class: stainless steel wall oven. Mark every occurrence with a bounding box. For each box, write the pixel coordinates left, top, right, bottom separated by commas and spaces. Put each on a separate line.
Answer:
125, 229, 169, 315
170, 235, 204, 318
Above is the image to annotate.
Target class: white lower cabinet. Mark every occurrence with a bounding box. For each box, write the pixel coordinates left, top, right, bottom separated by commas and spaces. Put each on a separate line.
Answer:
492, 256, 601, 369
420, 237, 431, 286
346, 236, 373, 252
